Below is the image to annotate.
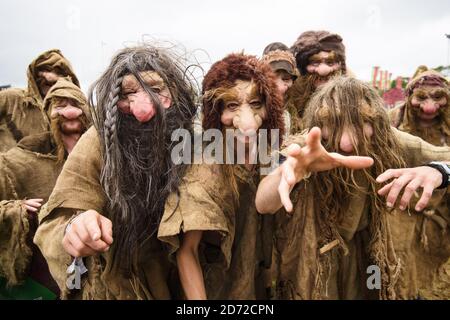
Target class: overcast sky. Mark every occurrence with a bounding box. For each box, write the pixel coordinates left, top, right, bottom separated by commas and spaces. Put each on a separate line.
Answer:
1, 0, 449, 91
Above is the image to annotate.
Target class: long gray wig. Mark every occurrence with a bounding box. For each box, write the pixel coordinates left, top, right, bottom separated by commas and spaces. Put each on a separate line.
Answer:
88, 44, 198, 275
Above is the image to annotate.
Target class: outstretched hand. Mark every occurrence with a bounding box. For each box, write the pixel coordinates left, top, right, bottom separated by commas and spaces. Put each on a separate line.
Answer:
376, 166, 443, 212
279, 127, 374, 212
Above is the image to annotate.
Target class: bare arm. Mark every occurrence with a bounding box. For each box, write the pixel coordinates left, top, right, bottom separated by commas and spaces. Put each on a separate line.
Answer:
256, 127, 374, 214
255, 166, 284, 214
176, 230, 207, 300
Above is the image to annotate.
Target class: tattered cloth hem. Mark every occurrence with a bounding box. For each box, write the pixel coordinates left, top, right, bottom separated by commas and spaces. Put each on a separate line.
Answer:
0, 200, 33, 287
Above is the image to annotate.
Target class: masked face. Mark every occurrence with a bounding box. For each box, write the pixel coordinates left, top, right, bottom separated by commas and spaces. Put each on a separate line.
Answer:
410, 85, 448, 126
37, 70, 63, 97
50, 97, 85, 135
322, 123, 374, 154
220, 80, 267, 144
50, 97, 88, 160
117, 71, 172, 123
274, 69, 294, 98
318, 103, 375, 155
306, 51, 342, 88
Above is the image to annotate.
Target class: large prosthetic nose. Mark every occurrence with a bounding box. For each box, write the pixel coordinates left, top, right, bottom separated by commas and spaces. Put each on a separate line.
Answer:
51, 101, 84, 133
421, 100, 440, 115
38, 71, 61, 97
233, 106, 263, 139
56, 104, 83, 119
129, 91, 156, 123
39, 71, 60, 83
339, 130, 355, 154
316, 64, 335, 77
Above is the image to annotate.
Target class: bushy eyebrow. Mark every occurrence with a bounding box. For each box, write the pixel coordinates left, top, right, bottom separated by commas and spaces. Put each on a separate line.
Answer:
52, 97, 79, 108
308, 52, 337, 63
429, 88, 447, 96
141, 76, 165, 87
121, 77, 140, 91
122, 73, 167, 93
413, 88, 447, 97
412, 89, 427, 96
248, 84, 262, 101
217, 89, 240, 104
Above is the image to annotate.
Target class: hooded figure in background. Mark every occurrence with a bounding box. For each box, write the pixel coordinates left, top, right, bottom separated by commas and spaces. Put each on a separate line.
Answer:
262, 42, 299, 138
0, 78, 90, 300
389, 68, 450, 299
0, 49, 79, 152
389, 68, 449, 147
287, 31, 346, 133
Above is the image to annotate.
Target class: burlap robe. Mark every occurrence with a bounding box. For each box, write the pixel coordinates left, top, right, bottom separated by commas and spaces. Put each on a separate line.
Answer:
1, 79, 88, 292
0, 201, 32, 286
0, 49, 79, 152
159, 164, 273, 299
0, 123, 16, 153
389, 103, 450, 299
275, 129, 450, 300
0, 132, 62, 286
34, 127, 177, 300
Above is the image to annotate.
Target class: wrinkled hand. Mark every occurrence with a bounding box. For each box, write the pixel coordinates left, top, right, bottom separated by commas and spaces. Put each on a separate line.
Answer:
279, 127, 374, 212
62, 210, 113, 258
376, 166, 443, 212
21, 198, 43, 213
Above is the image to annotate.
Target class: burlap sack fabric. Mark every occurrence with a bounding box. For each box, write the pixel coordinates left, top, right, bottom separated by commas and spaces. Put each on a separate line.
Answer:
158, 163, 273, 299
0, 132, 61, 286
34, 127, 178, 299
275, 129, 450, 300
0, 49, 79, 152
0, 200, 32, 286
0, 78, 88, 289
388, 71, 450, 299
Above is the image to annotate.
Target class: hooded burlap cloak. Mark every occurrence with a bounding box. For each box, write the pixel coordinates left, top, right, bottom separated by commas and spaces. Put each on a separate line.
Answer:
0, 132, 62, 289
0, 49, 79, 152
388, 70, 450, 299
389, 70, 450, 147
34, 127, 177, 300
0, 80, 89, 295
275, 129, 450, 300
158, 164, 274, 299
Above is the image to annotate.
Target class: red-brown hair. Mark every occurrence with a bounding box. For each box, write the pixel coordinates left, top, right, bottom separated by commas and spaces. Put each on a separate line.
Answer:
202, 53, 285, 144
